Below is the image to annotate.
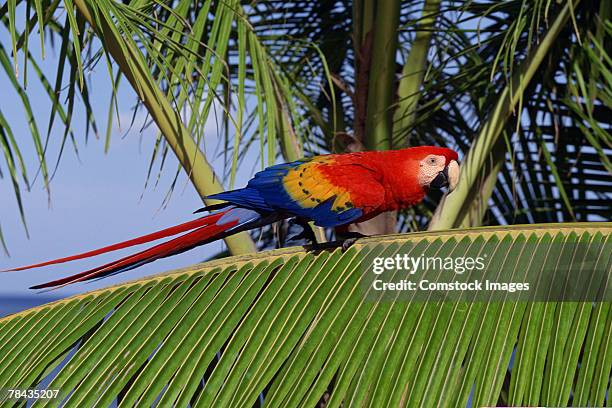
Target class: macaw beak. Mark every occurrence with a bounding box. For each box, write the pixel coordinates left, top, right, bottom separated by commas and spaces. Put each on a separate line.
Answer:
430, 160, 460, 191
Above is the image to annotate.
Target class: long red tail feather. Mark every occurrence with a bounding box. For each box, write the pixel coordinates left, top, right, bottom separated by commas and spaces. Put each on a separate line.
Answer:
1, 217, 219, 272
1, 208, 263, 289
30, 217, 238, 289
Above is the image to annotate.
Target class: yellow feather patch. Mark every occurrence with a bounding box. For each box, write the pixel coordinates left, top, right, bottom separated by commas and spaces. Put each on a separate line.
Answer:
283, 161, 350, 209
332, 191, 352, 211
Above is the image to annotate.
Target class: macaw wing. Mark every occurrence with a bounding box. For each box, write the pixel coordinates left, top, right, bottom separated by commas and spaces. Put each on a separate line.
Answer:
207, 160, 310, 212
247, 157, 385, 227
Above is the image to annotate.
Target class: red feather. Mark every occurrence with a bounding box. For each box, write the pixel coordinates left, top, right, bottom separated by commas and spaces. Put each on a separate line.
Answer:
317, 146, 458, 219
30, 216, 237, 289
4, 210, 245, 289
1, 216, 221, 272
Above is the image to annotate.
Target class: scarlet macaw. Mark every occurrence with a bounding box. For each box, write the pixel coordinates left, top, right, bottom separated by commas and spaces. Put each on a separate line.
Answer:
4, 146, 459, 289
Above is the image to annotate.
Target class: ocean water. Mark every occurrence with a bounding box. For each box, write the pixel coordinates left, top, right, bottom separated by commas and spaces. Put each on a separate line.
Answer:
0, 295, 65, 318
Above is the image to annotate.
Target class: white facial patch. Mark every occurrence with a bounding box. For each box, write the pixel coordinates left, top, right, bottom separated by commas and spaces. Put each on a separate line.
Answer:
447, 160, 460, 191
418, 154, 447, 187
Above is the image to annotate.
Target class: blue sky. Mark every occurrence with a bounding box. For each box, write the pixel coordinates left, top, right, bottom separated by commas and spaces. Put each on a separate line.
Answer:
0, 30, 257, 306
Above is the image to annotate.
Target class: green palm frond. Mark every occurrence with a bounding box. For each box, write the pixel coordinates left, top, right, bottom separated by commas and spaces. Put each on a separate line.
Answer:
426, 0, 612, 230
0, 223, 609, 406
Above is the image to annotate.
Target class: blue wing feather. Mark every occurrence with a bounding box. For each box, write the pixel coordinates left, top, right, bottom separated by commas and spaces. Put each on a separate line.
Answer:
207, 159, 364, 227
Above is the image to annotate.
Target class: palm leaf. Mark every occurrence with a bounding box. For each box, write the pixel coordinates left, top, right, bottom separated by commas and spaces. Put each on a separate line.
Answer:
0, 223, 609, 406
429, 0, 587, 230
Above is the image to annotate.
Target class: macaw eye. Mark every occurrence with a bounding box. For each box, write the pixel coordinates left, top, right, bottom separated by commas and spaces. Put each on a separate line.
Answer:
427, 157, 437, 165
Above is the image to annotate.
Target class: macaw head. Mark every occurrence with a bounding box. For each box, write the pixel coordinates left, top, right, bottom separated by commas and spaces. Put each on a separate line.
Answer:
407, 146, 460, 191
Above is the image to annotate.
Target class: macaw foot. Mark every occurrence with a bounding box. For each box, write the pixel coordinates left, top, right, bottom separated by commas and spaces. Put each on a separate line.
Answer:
300, 231, 369, 253
288, 218, 318, 245
287, 220, 369, 252
339, 232, 368, 251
